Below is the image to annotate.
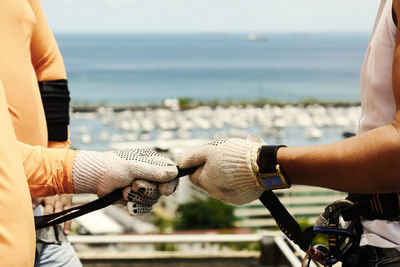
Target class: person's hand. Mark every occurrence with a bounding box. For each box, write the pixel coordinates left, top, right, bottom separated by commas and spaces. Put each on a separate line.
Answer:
32, 195, 74, 234
121, 178, 179, 215
43, 194, 73, 235
72, 148, 178, 215
177, 136, 265, 205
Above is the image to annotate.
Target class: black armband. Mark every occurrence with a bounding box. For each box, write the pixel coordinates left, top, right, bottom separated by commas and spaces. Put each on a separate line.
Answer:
38, 79, 70, 141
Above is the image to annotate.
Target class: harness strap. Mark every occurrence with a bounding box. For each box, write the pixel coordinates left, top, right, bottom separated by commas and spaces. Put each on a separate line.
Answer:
259, 190, 314, 251
345, 193, 400, 221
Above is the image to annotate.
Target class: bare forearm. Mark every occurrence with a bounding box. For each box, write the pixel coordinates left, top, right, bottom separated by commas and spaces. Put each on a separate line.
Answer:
277, 123, 400, 193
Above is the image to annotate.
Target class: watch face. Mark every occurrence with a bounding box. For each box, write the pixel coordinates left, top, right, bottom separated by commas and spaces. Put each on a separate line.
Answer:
259, 173, 289, 190
260, 175, 286, 188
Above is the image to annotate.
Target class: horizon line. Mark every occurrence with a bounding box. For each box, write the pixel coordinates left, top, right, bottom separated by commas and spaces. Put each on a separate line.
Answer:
52, 30, 372, 35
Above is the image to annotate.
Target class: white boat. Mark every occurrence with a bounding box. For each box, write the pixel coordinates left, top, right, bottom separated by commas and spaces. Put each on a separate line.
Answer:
247, 33, 267, 41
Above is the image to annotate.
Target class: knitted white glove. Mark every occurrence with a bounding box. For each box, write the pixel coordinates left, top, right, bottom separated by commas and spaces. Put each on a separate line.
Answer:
177, 135, 265, 205
122, 178, 179, 216
72, 149, 178, 215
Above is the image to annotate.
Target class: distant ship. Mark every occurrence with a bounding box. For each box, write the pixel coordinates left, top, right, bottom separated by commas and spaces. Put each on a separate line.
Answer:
247, 33, 267, 41
201, 32, 230, 37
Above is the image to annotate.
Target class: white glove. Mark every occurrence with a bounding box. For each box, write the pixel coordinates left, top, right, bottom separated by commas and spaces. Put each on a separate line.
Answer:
122, 178, 179, 216
177, 135, 265, 205
72, 148, 179, 215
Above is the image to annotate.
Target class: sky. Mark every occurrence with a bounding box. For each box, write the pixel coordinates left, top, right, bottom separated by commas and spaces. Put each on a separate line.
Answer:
42, 0, 380, 33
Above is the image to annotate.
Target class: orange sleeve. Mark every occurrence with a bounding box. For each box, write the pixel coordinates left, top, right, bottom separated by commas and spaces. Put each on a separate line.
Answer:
29, 0, 66, 81
19, 141, 77, 198
0, 81, 36, 266
48, 140, 71, 149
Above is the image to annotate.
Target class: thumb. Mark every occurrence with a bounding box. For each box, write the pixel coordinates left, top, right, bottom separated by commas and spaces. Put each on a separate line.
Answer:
177, 145, 208, 169
128, 158, 178, 183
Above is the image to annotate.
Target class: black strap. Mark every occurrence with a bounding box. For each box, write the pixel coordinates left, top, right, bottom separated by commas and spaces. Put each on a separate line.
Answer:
257, 145, 286, 173
259, 190, 312, 251
34, 167, 199, 230
345, 193, 400, 221
35, 188, 123, 230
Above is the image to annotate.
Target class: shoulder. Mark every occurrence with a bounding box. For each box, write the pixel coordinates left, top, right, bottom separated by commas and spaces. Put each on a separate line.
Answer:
26, 0, 34, 7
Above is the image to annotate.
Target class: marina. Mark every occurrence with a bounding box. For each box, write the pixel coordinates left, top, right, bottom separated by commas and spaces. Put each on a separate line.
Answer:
70, 101, 361, 152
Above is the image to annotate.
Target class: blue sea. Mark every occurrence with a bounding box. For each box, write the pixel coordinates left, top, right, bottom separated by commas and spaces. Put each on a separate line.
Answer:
56, 33, 370, 105
59, 33, 369, 150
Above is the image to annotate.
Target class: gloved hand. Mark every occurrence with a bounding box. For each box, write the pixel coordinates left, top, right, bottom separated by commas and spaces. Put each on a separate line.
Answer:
122, 178, 179, 215
177, 135, 266, 205
72, 148, 179, 215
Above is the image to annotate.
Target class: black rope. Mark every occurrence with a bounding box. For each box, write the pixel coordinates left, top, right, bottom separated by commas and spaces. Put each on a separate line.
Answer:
34, 167, 199, 230
35, 188, 123, 230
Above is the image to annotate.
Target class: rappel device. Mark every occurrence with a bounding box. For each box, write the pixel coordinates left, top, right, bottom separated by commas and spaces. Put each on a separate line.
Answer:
259, 191, 361, 266
34, 167, 361, 266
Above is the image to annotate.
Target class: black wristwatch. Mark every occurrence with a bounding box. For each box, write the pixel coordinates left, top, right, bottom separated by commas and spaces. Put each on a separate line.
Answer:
255, 145, 291, 190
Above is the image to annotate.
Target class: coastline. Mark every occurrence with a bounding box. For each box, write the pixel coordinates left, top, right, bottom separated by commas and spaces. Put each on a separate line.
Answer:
70, 98, 361, 152
71, 98, 361, 113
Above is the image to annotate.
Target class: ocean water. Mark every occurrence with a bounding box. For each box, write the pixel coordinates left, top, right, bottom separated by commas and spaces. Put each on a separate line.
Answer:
56, 33, 370, 105
60, 33, 368, 150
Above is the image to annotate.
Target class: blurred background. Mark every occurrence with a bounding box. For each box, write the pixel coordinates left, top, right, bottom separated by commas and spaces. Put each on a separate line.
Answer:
42, 1, 379, 266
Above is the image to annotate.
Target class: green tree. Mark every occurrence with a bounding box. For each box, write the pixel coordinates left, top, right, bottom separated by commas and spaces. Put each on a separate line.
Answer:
174, 198, 235, 230
154, 214, 173, 234
178, 97, 194, 109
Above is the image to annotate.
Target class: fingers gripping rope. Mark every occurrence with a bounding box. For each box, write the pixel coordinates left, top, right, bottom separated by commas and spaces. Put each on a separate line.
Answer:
123, 180, 161, 215
114, 148, 177, 216
122, 167, 196, 216
159, 179, 180, 195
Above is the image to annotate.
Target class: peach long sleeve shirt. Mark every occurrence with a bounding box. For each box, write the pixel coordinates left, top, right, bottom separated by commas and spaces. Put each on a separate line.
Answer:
0, 0, 76, 265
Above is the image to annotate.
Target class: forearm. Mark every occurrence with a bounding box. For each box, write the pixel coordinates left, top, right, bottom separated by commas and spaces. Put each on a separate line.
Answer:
19, 141, 76, 197
277, 123, 400, 193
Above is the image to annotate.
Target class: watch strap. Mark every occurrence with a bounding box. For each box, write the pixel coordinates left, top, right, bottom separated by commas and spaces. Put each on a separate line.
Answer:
257, 145, 286, 173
